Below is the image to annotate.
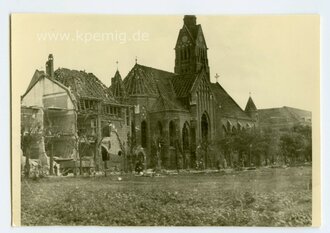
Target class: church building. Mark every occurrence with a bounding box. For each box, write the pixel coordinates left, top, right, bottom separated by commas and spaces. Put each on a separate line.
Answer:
110, 15, 258, 169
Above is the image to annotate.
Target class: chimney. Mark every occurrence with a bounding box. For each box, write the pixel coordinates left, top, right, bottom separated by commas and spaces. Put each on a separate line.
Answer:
45, 54, 54, 78
183, 15, 197, 28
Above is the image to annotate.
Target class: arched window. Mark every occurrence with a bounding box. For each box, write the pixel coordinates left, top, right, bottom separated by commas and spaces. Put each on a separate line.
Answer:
182, 122, 190, 151
141, 120, 147, 148
237, 123, 241, 131
157, 121, 163, 137
131, 121, 136, 144
169, 121, 176, 146
227, 121, 232, 132
222, 125, 227, 136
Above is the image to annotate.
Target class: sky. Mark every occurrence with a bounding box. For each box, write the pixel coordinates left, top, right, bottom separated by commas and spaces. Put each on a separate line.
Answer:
11, 14, 319, 111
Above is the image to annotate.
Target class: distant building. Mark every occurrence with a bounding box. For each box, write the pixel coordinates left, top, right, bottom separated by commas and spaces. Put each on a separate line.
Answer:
258, 106, 311, 131
256, 106, 312, 165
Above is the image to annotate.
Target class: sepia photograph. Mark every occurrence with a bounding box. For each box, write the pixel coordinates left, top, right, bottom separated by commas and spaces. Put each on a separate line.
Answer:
11, 14, 320, 227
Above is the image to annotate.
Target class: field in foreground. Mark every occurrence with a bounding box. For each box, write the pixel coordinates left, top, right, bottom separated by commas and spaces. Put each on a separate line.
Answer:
21, 167, 312, 226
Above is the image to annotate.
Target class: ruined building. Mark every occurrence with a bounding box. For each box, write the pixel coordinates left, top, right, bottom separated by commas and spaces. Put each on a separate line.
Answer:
21, 55, 131, 172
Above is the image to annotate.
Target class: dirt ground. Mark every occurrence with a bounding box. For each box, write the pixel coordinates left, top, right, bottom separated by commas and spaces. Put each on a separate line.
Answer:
21, 166, 312, 226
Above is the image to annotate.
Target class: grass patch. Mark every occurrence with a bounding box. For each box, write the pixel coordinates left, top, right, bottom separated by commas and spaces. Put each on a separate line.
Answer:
21, 167, 312, 226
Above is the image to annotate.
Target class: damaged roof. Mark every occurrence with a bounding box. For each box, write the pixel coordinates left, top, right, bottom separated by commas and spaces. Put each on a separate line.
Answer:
54, 68, 118, 104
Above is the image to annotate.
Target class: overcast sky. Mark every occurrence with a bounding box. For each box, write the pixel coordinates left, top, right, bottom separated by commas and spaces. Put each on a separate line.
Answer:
12, 14, 319, 111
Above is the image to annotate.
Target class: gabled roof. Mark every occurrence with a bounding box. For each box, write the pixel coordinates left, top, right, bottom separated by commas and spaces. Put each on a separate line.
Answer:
123, 64, 188, 112
175, 16, 208, 49
123, 64, 175, 96
245, 96, 257, 112
110, 70, 126, 98
22, 71, 77, 107
171, 73, 199, 98
25, 70, 45, 94
54, 68, 118, 104
210, 82, 252, 120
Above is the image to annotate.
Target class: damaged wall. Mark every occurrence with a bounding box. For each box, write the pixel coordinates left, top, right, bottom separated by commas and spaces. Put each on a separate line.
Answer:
21, 75, 78, 162
44, 109, 77, 158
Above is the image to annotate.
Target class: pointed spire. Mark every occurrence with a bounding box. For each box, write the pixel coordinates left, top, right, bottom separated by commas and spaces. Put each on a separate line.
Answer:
110, 69, 126, 100
116, 60, 119, 71
245, 95, 257, 112
135, 56, 138, 64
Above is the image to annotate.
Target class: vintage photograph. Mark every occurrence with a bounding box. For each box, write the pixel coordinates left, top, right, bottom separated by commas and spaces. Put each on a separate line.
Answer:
11, 14, 319, 226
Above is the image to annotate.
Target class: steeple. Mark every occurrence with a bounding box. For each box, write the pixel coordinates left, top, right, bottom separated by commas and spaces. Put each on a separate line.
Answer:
110, 70, 126, 102
174, 15, 210, 81
245, 95, 258, 120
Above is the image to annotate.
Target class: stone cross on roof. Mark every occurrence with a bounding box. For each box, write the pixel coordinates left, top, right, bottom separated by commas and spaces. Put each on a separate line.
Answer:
215, 73, 220, 83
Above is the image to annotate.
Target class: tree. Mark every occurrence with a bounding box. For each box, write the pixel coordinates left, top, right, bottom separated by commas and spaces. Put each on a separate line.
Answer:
218, 135, 234, 167
280, 124, 312, 165
21, 123, 43, 177
21, 108, 45, 178
218, 128, 271, 168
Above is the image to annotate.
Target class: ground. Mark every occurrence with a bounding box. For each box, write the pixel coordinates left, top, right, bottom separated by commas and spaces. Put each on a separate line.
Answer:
21, 166, 312, 226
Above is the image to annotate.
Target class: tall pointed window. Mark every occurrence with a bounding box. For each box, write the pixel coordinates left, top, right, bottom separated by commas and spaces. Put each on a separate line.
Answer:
141, 121, 147, 148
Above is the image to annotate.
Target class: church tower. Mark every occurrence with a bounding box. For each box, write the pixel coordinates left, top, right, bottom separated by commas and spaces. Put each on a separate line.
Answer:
174, 15, 210, 81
